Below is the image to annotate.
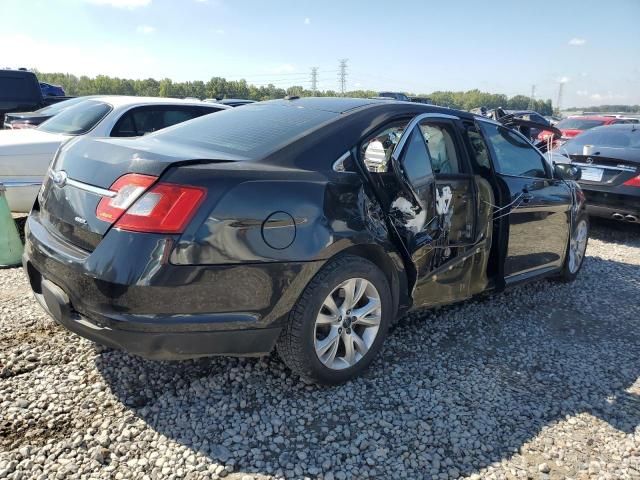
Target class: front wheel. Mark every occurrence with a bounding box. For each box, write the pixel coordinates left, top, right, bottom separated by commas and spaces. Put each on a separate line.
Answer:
558, 214, 589, 282
277, 255, 392, 385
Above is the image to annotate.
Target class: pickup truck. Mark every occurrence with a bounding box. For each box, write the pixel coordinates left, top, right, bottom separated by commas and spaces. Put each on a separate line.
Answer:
0, 69, 72, 128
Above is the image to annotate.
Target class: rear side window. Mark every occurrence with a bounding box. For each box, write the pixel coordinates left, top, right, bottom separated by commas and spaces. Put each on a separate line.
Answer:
418, 123, 460, 174
399, 127, 433, 188
466, 126, 492, 171
39, 100, 112, 135
480, 122, 548, 179
361, 121, 408, 172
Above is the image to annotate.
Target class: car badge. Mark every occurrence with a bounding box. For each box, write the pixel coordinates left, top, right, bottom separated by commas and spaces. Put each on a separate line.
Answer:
74, 216, 87, 225
585, 157, 593, 164
52, 170, 68, 187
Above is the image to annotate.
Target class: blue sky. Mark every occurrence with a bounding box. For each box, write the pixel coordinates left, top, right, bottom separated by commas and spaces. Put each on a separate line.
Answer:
2, 0, 639, 107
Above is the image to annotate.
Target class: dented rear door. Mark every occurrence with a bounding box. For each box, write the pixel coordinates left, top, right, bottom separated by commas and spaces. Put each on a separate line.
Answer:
385, 113, 484, 308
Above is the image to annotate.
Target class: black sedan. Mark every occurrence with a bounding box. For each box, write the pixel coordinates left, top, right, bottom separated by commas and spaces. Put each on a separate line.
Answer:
23, 98, 588, 384
558, 124, 640, 223
3, 96, 91, 129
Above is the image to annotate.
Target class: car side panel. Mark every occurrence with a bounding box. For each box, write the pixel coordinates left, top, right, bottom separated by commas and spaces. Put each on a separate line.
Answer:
166, 163, 411, 312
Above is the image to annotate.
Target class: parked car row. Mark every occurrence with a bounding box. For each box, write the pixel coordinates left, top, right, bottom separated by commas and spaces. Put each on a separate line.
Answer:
17, 96, 590, 384
538, 114, 639, 145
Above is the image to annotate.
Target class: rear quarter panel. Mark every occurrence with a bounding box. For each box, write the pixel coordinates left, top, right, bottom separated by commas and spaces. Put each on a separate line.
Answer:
166, 162, 397, 265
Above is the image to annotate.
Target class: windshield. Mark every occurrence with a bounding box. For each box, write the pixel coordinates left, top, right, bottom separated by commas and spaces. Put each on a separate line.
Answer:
156, 103, 336, 157
36, 97, 90, 115
557, 118, 605, 130
39, 100, 112, 135
564, 127, 640, 149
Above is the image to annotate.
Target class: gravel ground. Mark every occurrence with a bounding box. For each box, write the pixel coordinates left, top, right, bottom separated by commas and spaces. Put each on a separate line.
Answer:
1, 218, 639, 480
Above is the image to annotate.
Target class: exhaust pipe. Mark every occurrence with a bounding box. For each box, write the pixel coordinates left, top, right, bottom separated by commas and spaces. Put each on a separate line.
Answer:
625, 215, 637, 223
612, 213, 624, 220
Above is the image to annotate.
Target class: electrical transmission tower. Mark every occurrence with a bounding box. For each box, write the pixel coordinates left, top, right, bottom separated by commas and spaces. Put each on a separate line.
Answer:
556, 82, 564, 114
527, 85, 536, 110
338, 59, 348, 96
310, 67, 318, 94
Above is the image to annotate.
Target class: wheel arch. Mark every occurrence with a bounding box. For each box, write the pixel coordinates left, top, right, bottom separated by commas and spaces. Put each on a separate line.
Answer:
333, 243, 410, 323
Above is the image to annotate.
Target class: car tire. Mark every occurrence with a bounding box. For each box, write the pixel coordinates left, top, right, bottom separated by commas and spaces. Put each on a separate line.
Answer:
276, 255, 392, 385
557, 213, 589, 282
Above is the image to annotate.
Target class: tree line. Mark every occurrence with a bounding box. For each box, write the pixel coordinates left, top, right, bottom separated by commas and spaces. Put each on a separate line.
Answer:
36, 71, 554, 115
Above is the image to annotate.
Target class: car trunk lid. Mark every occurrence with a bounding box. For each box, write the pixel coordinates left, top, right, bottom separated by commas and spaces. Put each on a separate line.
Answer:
569, 147, 640, 186
38, 136, 240, 250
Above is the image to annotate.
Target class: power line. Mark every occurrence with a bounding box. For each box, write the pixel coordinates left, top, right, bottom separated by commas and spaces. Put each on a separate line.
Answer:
338, 59, 348, 96
310, 67, 318, 94
219, 70, 337, 78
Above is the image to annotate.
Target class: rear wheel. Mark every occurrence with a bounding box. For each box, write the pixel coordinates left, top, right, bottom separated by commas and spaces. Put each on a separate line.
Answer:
277, 255, 392, 385
558, 214, 589, 282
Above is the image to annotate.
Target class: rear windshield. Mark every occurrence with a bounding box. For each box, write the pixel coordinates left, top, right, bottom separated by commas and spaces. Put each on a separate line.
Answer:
36, 97, 89, 115
0, 74, 40, 101
39, 100, 112, 135
557, 118, 605, 130
565, 127, 640, 149
156, 103, 337, 157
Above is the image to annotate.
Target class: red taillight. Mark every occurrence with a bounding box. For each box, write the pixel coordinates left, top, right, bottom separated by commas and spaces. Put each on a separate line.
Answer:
623, 175, 640, 187
96, 173, 158, 224
96, 173, 206, 234
114, 183, 206, 234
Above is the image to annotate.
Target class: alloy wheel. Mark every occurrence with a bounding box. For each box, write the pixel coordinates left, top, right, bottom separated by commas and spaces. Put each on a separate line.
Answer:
568, 219, 588, 274
314, 278, 382, 370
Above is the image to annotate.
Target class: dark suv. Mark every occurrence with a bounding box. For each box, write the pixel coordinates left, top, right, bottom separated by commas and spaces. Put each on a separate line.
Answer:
0, 69, 70, 127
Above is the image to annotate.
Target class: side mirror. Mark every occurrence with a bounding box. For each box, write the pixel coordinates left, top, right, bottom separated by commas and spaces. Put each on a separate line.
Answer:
554, 163, 581, 181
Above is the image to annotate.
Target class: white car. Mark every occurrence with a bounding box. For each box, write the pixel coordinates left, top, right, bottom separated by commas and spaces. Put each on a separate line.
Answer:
0, 96, 229, 212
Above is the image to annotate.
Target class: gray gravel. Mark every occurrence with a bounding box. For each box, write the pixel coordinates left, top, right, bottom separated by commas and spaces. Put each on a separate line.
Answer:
1, 219, 639, 480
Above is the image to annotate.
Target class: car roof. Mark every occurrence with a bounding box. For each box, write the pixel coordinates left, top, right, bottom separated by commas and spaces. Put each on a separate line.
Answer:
217, 98, 255, 103
261, 96, 470, 117
505, 110, 540, 115
87, 95, 229, 109
589, 123, 639, 131
567, 115, 618, 122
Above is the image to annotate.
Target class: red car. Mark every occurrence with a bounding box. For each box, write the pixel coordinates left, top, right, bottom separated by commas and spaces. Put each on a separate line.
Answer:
537, 116, 635, 145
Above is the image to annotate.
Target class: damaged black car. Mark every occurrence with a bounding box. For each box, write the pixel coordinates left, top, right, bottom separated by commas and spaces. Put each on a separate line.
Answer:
23, 98, 589, 384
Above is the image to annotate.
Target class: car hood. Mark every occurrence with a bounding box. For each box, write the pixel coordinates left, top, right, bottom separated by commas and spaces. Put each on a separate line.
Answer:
0, 129, 68, 156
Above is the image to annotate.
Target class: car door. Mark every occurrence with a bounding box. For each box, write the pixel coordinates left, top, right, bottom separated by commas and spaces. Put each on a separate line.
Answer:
385, 114, 484, 308
477, 119, 572, 281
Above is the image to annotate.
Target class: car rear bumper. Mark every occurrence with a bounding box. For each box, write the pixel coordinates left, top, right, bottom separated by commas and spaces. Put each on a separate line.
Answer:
581, 185, 640, 221
23, 212, 324, 359
28, 271, 281, 359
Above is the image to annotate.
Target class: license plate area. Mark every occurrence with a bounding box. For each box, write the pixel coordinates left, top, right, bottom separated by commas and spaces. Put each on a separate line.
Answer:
580, 167, 604, 182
